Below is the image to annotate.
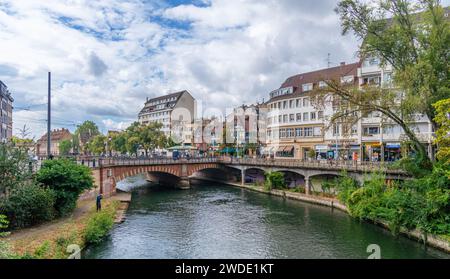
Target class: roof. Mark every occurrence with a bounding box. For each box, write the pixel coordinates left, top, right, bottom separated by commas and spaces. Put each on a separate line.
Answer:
139, 90, 191, 115
0, 80, 14, 102
267, 62, 360, 103
37, 128, 72, 143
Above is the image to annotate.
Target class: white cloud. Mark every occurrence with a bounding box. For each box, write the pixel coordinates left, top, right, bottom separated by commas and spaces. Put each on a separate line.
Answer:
0, 0, 359, 138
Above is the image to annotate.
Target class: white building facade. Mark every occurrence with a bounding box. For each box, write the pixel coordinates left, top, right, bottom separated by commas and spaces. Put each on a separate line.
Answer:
265, 60, 435, 162
138, 90, 196, 146
0, 81, 13, 143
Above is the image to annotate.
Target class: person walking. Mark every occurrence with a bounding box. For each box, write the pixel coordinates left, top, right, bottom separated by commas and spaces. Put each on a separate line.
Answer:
96, 193, 103, 212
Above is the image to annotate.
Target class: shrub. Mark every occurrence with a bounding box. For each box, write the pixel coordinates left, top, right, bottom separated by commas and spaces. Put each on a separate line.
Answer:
0, 214, 15, 259
36, 159, 94, 216
0, 143, 34, 195
84, 206, 115, 244
0, 183, 56, 228
264, 172, 285, 191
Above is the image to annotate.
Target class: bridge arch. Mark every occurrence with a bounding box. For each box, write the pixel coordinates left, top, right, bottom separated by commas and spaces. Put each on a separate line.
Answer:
243, 168, 266, 184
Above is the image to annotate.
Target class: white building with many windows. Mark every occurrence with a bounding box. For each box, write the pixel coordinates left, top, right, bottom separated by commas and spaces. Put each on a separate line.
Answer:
138, 90, 196, 146
0, 80, 13, 143
265, 59, 435, 162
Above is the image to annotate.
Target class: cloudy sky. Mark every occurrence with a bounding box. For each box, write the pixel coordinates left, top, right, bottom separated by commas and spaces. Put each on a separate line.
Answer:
0, 0, 387, 138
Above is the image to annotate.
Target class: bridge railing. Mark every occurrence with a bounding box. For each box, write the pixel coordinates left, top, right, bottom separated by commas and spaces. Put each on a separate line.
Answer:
76, 157, 220, 168
74, 155, 404, 174
225, 157, 402, 173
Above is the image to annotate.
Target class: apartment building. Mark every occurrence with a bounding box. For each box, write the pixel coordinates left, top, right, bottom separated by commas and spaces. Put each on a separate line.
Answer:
265, 58, 435, 161
0, 81, 13, 143
266, 63, 360, 160
138, 90, 196, 146
355, 56, 435, 161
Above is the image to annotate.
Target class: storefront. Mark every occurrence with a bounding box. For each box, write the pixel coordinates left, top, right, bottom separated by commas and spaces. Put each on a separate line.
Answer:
362, 142, 382, 162
276, 146, 295, 158
315, 145, 328, 160
384, 143, 401, 161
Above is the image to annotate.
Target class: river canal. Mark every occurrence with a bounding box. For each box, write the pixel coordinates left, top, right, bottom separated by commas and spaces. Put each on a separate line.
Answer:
83, 177, 449, 259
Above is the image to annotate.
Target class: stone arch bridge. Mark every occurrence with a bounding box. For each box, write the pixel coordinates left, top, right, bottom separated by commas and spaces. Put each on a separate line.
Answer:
86, 157, 408, 197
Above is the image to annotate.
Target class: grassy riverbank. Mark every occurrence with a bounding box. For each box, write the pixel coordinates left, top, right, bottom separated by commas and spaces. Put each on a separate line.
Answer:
4, 198, 119, 259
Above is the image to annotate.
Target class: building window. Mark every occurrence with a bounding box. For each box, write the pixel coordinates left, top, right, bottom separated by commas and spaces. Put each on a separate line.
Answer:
302, 83, 313, 92
283, 115, 288, 123
383, 72, 393, 86
283, 101, 287, 109
304, 127, 313, 137
310, 112, 316, 121
303, 98, 309, 107
341, 75, 354, 84
363, 76, 381, 86
333, 124, 340, 136
363, 126, 380, 136
289, 100, 294, 108
289, 114, 295, 122
303, 112, 309, 121
318, 111, 324, 120
313, 127, 322, 137
296, 99, 301, 108
295, 128, 303, 137
280, 129, 286, 138
287, 128, 294, 138
319, 81, 327, 89
278, 115, 282, 123
296, 113, 301, 122
351, 125, 358, 135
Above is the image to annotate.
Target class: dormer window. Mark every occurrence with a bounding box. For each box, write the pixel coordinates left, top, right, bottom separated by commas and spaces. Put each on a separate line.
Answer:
302, 83, 313, 92
341, 75, 354, 84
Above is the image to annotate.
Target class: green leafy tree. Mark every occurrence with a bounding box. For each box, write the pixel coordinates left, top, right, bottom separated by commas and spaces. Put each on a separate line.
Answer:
110, 132, 128, 154
433, 98, 450, 173
264, 172, 286, 190
139, 122, 166, 156
58, 139, 72, 156
0, 144, 33, 195
86, 134, 107, 155
74, 121, 101, 154
35, 159, 94, 216
314, 0, 449, 171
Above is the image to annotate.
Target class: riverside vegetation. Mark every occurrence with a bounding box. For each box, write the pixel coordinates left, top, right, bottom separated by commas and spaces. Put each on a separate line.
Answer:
0, 143, 119, 259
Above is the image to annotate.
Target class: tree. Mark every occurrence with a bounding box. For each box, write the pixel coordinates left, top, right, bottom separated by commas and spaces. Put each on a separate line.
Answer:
316, 0, 449, 170
139, 122, 166, 156
74, 121, 101, 154
110, 132, 127, 154
35, 159, 94, 216
0, 144, 33, 195
58, 139, 72, 156
86, 134, 107, 155
433, 98, 450, 175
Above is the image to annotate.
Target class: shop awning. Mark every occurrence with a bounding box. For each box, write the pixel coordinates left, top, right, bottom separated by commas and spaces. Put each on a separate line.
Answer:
167, 145, 198, 151
283, 146, 294, 152
219, 147, 236, 153
386, 143, 401, 148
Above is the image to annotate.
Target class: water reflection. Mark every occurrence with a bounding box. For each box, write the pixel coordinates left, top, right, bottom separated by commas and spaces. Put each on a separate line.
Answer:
84, 177, 449, 259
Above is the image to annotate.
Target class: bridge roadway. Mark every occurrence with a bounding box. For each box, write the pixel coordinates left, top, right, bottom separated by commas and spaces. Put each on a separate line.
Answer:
82, 156, 408, 197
